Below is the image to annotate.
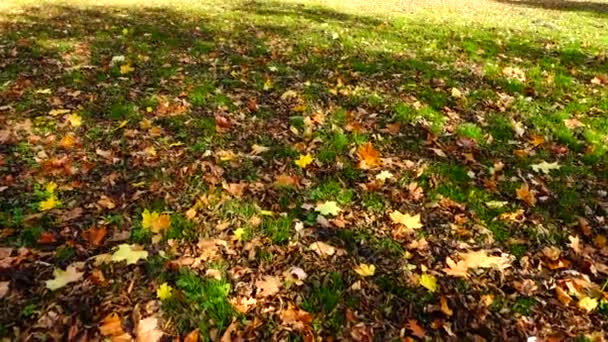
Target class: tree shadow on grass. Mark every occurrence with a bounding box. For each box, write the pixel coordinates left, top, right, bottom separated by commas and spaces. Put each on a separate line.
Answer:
493, 0, 608, 15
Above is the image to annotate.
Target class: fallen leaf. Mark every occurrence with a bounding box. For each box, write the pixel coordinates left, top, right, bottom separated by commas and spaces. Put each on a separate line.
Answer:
184, 329, 199, 342
555, 286, 572, 306
419, 273, 438, 292
255, 275, 281, 298
120, 64, 134, 74
315, 201, 341, 216
227, 227, 243, 242
280, 305, 313, 330
407, 319, 426, 339
309, 241, 336, 257
353, 263, 375, 277
111, 244, 148, 265
443, 250, 513, 277
451, 87, 463, 98
67, 113, 82, 127
229, 296, 257, 313
99, 313, 130, 339
516, 183, 536, 206
156, 283, 173, 300
275, 174, 299, 187
568, 235, 582, 255
529, 134, 545, 147
389, 210, 422, 236
49, 109, 71, 116
40, 195, 60, 211
440, 296, 453, 316
136, 316, 163, 342
357, 142, 381, 169
295, 154, 314, 169
531, 161, 561, 174
0, 281, 9, 299
375, 170, 393, 181
45, 264, 84, 290
60, 134, 77, 148
142, 209, 171, 233
578, 296, 598, 312
97, 195, 116, 209
564, 118, 585, 129
250, 144, 270, 155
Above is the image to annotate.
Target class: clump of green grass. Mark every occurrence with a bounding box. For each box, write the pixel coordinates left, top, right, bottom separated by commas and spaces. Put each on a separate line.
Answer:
456, 122, 484, 143
163, 270, 235, 337
262, 215, 292, 244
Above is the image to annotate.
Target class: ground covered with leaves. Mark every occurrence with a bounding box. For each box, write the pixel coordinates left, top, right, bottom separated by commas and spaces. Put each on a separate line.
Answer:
1, 0, 608, 340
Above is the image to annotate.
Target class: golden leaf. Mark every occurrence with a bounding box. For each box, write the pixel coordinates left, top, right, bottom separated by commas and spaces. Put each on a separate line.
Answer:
357, 142, 381, 169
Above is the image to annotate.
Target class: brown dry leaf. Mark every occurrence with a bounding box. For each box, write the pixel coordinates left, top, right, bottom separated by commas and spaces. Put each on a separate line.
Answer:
280, 305, 313, 331
444, 250, 513, 277
407, 319, 426, 339
223, 182, 247, 198
357, 142, 381, 169
564, 118, 585, 129
555, 286, 572, 306
440, 296, 453, 316
529, 134, 545, 147
309, 241, 336, 257
516, 183, 536, 206
275, 174, 300, 187
136, 316, 163, 342
230, 296, 257, 313
542, 246, 561, 261
184, 329, 199, 342
59, 207, 84, 223
97, 195, 116, 209
0, 281, 9, 299
99, 313, 129, 339
255, 275, 281, 298
568, 235, 582, 255
83, 226, 108, 246
220, 320, 239, 342
389, 211, 422, 237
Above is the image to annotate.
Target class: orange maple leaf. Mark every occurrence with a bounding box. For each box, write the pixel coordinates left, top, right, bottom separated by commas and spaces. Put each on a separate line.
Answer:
357, 142, 381, 169
516, 183, 536, 206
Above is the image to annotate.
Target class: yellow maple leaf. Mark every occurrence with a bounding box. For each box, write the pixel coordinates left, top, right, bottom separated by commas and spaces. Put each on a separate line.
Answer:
357, 142, 381, 169
419, 273, 438, 292
111, 244, 148, 265
294, 154, 314, 169
141, 209, 171, 233
578, 296, 598, 312
45, 264, 84, 290
389, 210, 422, 236
353, 263, 375, 277
156, 283, 173, 300
234, 227, 246, 241
67, 113, 82, 127
45, 182, 58, 193
120, 64, 134, 74
40, 195, 60, 211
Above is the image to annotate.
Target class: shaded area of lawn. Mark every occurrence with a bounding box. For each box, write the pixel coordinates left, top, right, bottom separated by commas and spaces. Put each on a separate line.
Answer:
0, 0, 607, 340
